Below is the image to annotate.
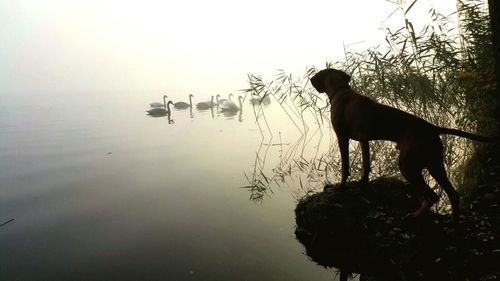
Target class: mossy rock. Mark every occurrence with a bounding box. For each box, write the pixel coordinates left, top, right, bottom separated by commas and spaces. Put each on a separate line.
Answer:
295, 177, 420, 233
295, 177, 421, 276
295, 177, 500, 281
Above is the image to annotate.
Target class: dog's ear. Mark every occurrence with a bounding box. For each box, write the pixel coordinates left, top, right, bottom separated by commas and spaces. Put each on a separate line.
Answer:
325, 69, 351, 89
311, 68, 351, 94
336, 70, 351, 84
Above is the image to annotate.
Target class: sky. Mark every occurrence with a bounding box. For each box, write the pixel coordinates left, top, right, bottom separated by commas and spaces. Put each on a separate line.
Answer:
0, 0, 457, 97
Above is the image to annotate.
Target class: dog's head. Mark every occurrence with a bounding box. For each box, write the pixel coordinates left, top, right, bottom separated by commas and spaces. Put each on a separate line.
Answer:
310, 69, 351, 98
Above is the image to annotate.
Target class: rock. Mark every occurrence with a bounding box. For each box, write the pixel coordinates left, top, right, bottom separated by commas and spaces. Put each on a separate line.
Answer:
294, 176, 500, 281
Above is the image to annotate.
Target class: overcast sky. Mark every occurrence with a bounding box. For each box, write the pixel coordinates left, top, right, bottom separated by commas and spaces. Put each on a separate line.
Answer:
0, 0, 456, 96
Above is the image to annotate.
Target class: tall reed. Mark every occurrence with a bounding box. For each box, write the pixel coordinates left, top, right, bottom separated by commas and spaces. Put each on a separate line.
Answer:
243, 0, 495, 210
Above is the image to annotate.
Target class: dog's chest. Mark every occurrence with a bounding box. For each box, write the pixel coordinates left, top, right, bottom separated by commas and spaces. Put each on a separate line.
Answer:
331, 104, 371, 141
331, 106, 354, 134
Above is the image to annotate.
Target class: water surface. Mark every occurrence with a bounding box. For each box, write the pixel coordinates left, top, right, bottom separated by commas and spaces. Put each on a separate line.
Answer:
0, 91, 333, 280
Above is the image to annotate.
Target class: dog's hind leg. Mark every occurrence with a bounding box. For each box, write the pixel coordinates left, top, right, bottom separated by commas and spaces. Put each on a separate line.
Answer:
398, 144, 439, 218
426, 141, 460, 218
402, 171, 439, 218
360, 140, 371, 183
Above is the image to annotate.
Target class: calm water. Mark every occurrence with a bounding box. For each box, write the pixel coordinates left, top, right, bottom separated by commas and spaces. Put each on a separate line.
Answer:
0, 91, 334, 280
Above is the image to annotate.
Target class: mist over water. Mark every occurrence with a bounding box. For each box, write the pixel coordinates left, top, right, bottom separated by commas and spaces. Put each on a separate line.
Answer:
0, 90, 334, 280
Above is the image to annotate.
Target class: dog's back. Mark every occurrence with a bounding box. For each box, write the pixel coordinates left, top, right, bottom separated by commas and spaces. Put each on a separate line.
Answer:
331, 88, 434, 143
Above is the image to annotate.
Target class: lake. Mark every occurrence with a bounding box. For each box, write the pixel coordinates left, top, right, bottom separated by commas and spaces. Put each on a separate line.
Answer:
0, 90, 336, 280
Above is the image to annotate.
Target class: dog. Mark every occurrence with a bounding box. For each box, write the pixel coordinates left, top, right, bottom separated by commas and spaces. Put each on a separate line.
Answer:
310, 68, 498, 218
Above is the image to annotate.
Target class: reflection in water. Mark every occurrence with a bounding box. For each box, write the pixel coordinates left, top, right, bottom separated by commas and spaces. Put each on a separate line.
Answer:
1, 90, 334, 281
146, 111, 168, 118
220, 109, 243, 122
295, 179, 499, 281
242, 137, 273, 201
243, 106, 339, 201
167, 112, 174, 124
146, 110, 175, 124
241, 91, 326, 200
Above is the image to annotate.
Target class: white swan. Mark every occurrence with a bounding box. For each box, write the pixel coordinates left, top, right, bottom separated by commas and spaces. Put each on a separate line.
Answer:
147, 100, 173, 116
174, 94, 194, 109
220, 96, 243, 112
249, 93, 271, 105
216, 94, 232, 104
196, 96, 215, 110
150, 95, 168, 108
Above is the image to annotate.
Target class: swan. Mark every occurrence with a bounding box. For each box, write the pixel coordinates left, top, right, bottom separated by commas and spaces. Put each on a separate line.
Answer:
150, 95, 168, 108
249, 93, 271, 105
174, 94, 194, 109
196, 96, 215, 110
220, 96, 243, 112
147, 100, 173, 116
216, 94, 232, 104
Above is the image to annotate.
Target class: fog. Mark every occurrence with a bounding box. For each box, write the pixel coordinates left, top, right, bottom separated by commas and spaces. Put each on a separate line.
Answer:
0, 0, 456, 97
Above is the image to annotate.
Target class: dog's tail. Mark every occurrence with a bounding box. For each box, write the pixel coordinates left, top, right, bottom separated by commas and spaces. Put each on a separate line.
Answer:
436, 126, 500, 142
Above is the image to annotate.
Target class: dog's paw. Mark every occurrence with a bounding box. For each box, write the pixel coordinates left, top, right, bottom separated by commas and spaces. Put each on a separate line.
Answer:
404, 212, 418, 220
357, 178, 369, 185
323, 182, 346, 191
323, 184, 335, 191
404, 210, 430, 221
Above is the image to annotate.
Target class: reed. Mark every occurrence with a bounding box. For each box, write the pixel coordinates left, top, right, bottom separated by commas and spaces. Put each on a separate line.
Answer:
242, 0, 495, 213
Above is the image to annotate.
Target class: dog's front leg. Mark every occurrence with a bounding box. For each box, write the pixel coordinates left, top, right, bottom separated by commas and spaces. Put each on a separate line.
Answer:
360, 140, 371, 183
338, 137, 350, 187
